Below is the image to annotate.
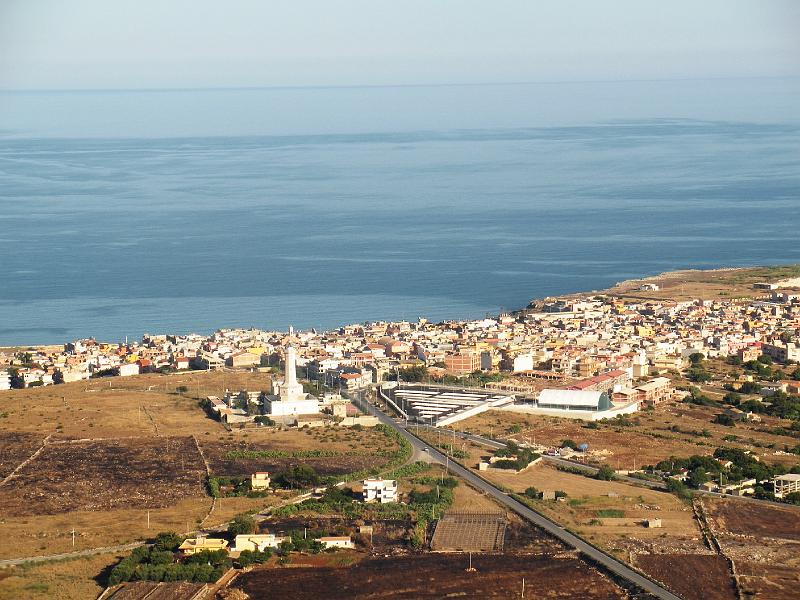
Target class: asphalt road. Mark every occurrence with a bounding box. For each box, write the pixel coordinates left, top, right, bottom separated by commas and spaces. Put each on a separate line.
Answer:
353, 391, 683, 600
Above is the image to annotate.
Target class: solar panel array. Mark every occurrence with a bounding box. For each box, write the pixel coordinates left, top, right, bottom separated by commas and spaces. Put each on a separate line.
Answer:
430, 512, 507, 552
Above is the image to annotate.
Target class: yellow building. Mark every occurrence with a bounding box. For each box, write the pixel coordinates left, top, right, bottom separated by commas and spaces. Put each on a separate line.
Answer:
178, 537, 228, 555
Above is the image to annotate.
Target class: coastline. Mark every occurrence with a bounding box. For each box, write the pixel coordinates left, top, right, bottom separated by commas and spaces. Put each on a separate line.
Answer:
3, 264, 799, 352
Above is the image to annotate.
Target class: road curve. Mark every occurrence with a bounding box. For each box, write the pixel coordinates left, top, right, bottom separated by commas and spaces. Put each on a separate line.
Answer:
352, 391, 683, 600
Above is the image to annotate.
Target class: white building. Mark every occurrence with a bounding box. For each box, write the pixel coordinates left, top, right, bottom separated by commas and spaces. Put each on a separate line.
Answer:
232, 533, 287, 552
773, 474, 800, 499
0, 370, 11, 390
251, 472, 270, 491
318, 536, 354, 550
362, 478, 398, 503
512, 353, 534, 372
264, 342, 320, 416
118, 363, 140, 377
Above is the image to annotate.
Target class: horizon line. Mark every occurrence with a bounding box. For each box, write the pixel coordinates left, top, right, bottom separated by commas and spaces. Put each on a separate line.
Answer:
1, 74, 798, 94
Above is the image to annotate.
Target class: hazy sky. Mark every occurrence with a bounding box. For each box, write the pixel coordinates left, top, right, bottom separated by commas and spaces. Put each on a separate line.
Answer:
1, 0, 798, 90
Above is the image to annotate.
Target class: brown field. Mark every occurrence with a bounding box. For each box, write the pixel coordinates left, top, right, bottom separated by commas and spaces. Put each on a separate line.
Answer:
478, 462, 704, 558
0, 497, 210, 559
705, 498, 800, 541
109, 581, 206, 600
200, 426, 398, 478
0, 551, 122, 600
734, 563, 800, 600
452, 404, 800, 471
0, 431, 46, 479
229, 553, 628, 599
633, 554, 737, 600
703, 498, 800, 600
0, 370, 268, 439
597, 265, 800, 302
0, 436, 207, 517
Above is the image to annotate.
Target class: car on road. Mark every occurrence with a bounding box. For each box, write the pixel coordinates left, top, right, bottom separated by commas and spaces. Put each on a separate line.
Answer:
422, 447, 428, 452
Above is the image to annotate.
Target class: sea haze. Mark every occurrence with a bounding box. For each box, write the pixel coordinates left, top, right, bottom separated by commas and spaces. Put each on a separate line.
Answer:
1, 79, 799, 345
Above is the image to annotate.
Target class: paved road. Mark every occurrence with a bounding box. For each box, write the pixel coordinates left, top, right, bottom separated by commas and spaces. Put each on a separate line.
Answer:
353, 392, 683, 600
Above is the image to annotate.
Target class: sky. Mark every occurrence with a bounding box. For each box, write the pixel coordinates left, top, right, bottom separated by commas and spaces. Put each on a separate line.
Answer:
0, 0, 798, 90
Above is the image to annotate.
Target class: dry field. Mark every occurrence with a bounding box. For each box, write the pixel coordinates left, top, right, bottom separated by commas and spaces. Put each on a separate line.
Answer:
0, 370, 392, 564
0, 497, 210, 559
704, 498, 800, 600
598, 265, 800, 302
478, 462, 704, 557
452, 405, 800, 471
0, 436, 207, 517
0, 551, 123, 600
200, 426, 399, 478
0, 431, 46, 479
0, 370, 268, 439
633, 554, 737, 600
228, 553, 629, 600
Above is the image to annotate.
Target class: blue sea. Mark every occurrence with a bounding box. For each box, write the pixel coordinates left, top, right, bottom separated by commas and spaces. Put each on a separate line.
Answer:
1, 78, 799, 345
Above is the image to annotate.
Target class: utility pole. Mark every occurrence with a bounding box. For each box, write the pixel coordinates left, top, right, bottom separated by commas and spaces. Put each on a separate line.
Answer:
71, 528, 75, 548
147, 510, 150, 529
521, 577, 525, 599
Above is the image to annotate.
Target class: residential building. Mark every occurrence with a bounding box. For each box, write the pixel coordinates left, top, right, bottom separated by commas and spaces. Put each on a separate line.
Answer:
362, 478, 398, 503
773, 474, 800, 499
232, 534, 286, 552
444, 351, 480, 375
178, 537, 228, 555
318, 536, 355, 550
251, 472, 270, 491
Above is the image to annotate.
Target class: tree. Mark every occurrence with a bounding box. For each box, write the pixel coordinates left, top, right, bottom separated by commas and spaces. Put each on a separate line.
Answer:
713, 414, 736, 427
739, 381, 761, 394
687, 368, 712, 383
722, 392, 741, 406
595, 466, 615, 481
666, 478, 693, 501
561, 439, 577, 450
176, 385, 189, 395
279, 465, 319, 488
688, 352, 705, 365
785, 492, 800, 505
757, 354, 773, 365
151, 531, 183, 552
688, 467, 709, 488
523, 486, 540, 499
228, 513, 256, 536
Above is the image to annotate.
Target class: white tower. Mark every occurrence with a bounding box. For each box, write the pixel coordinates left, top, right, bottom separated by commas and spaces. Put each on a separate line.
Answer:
278, 343, 305, 402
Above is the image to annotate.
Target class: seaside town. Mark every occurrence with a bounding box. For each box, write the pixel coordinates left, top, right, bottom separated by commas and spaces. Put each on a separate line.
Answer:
3, 269, 800, 600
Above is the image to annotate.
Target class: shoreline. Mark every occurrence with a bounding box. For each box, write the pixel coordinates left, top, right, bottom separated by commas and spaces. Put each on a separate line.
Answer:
3, 263, 799, 351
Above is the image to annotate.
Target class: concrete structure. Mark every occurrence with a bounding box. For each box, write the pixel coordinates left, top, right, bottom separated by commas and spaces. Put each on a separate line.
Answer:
762, 342, 800, 363
264, 343, 320, 416
178, 537, 228, 555
362, 478, 398, 503
318, 536, 355, 549
118, 362, 140, 377
537, 389, 612, 412
444, 351, 481, 375
232, 534, 287, 552
384, 384, 514, 427
503, 388, 639, 421
250, 472, 270, 491
633, 377, 674, 407
773, 474, 800, 499
645, 519, 662, 528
